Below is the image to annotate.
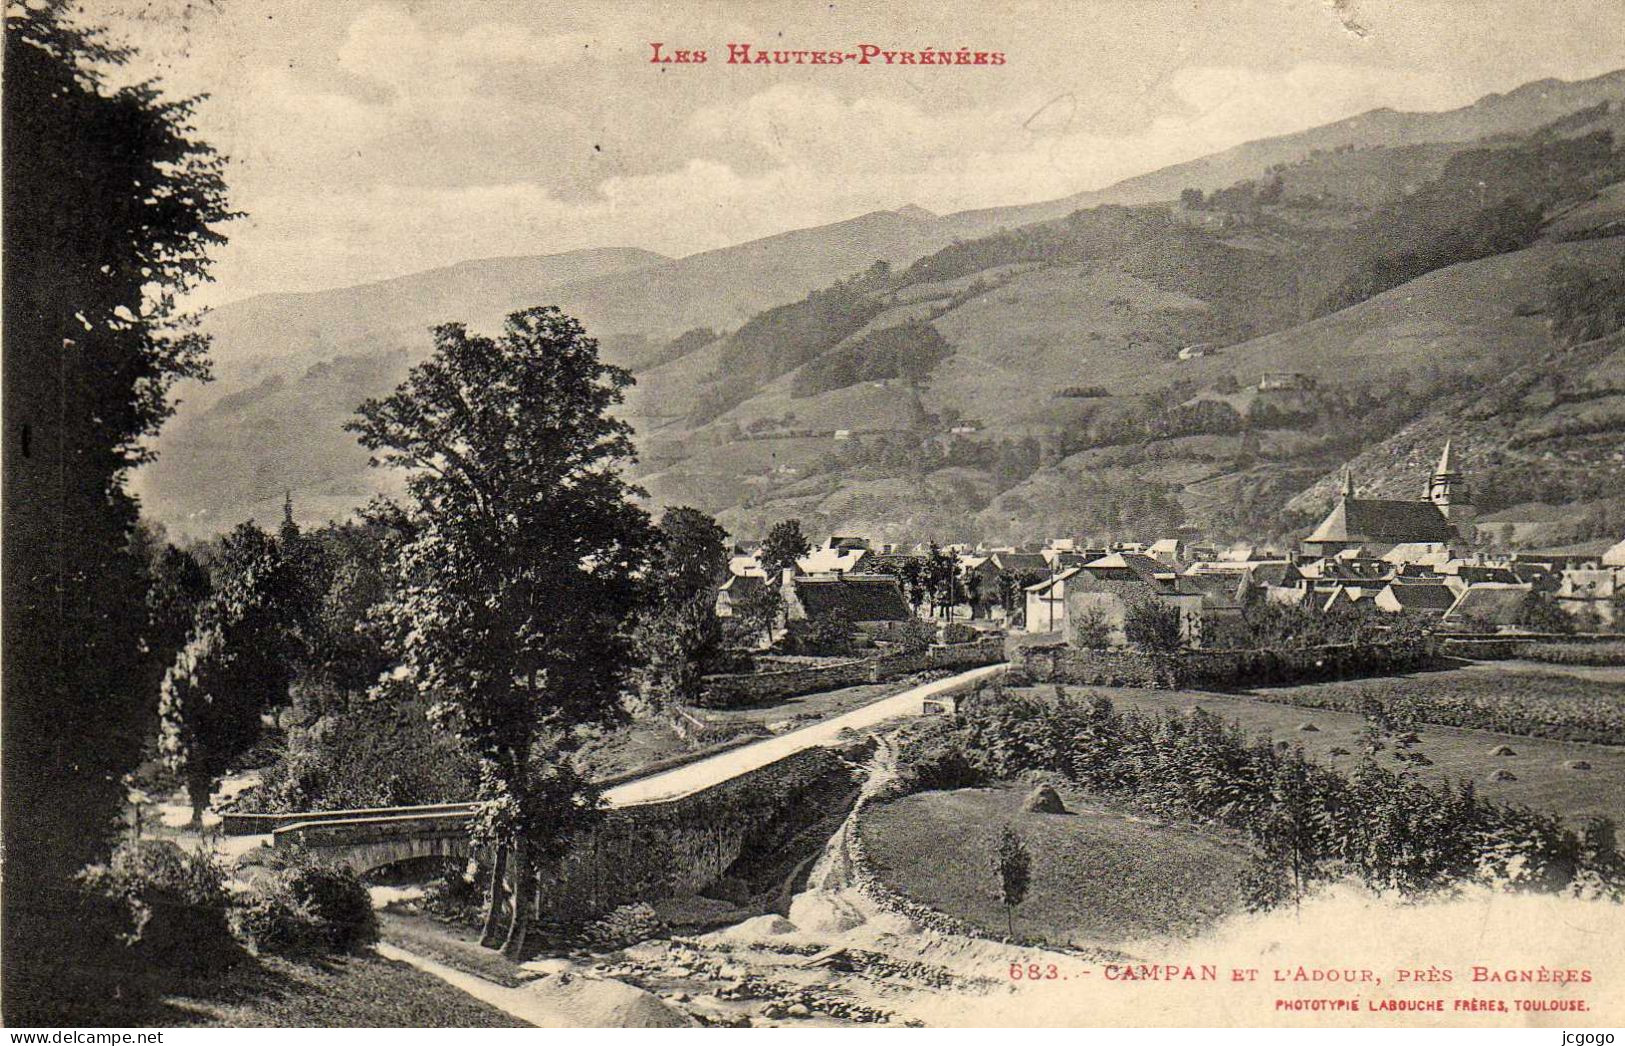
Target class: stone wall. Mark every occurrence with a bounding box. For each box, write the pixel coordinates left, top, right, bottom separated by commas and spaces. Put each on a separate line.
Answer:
1016, 637, 1438, 690
533, 745, 851, 923
220, 801, 479, 837
695, 640, 1005, 709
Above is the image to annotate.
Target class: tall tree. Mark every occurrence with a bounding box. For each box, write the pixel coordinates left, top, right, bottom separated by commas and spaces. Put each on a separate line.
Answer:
760, 519, 811, 576
635, 507, 728, 712
158, 521, 300, 826
350, 306, 654, 958
3, 0, 232, 1007
925, 543, 962, 620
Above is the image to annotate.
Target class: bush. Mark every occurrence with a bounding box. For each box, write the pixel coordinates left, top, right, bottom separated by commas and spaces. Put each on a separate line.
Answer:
870, 618, 937, 654
243, 850, 378, 954
581, 902, 666, 949
1515, 592, 1575, 635
1522, 640, 1625, 666
1123, 598, 1183, 652
780, 615, 854, 656
78, 840, 242, 971
238, 697, 480, 814
233, 892, 325, 956
421, 869, 485, 926
941, 621, 977, 645
892, 718, 987, 795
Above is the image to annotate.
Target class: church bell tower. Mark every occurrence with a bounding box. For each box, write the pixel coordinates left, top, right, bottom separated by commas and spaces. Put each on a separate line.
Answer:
1427, 440, 1476, 538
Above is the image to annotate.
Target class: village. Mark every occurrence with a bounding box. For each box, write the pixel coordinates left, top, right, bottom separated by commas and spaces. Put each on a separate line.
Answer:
715, 442, 1625, 648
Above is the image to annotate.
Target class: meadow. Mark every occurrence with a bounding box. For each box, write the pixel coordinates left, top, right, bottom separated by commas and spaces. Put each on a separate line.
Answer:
1240, 662, 1625, 746
1077, 680, 1625, 826
860, 782, 1248, 949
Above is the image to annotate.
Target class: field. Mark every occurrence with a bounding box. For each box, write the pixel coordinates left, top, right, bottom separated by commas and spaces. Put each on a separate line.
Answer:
859, 782, 1248, 948
1044, 674, 1625, 826
1242, 661, 1625, 745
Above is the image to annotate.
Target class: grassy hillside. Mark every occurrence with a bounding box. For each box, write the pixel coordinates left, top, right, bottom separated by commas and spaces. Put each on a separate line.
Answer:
136, 75, 1625, 542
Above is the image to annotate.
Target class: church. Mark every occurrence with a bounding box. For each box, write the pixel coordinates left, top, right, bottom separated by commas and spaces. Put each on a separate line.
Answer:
1301, 442, 1476, 557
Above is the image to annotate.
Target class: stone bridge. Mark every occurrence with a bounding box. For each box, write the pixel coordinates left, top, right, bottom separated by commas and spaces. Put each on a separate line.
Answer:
269, 807, 479, 875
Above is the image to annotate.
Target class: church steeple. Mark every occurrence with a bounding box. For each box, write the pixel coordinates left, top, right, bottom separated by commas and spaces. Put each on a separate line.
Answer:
1427, 440, 1476, 537
1341, 468, 1355, 498
1434, 440, 1456, 479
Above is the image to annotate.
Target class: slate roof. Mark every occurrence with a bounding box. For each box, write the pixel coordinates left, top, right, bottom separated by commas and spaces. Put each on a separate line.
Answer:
1306, 497, 1457, 546
792, 575, 911, 622
991, 552, 1051, 575
1443, 583, 1533, 626
1175, 571, 1248, 609
1080, 552, 1166, 584
1025, 566, 1081, 595
1379, 582, 1457, 612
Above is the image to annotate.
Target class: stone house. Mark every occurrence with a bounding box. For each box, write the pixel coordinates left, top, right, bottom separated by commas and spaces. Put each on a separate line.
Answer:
1554, 569, 1619, 628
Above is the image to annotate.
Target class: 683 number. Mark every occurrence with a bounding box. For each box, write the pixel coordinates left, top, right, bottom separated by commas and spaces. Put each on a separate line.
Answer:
1008, 963, 1061, 980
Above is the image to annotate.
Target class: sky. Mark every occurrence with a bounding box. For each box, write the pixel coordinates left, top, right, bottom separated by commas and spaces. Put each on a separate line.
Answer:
83, 0, 1625, 306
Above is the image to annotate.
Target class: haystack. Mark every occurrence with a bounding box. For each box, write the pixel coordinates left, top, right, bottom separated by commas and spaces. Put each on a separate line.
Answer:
1023, 784, 1067, 814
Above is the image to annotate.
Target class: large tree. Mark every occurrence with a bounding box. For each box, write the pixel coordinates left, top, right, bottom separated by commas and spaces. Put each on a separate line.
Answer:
350, 307, 654, 958
635, 507, 729, 712
2, 0, 232, 1009
760, 518, 812, 576
159, 521, 301, 826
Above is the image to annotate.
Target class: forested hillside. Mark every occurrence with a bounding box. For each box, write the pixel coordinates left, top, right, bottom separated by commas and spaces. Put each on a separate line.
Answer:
137, 75, 1625, 545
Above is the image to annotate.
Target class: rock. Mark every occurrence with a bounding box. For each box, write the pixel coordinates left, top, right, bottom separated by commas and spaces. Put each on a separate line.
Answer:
1489, 744, 1516, 756
709, 914, 797, 941
1565, 759, 1593, 771
521, 958, 576, 978
787, 1003, 812, 1018
525, 973, 697, 1027
1022, 784, 1068, 814
1487, 769, 1518, 782
1297, 722, 1320, 732
787, 891, 866, 934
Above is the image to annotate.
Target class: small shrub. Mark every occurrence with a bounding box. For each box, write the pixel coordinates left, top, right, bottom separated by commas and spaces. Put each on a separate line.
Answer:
872, 618, 937, 654
421, 869, 485, 925
581, 902, 666, 949
892, 718, 986, 794
233, 893, 325, 956
245, 850, 378, 953
78, 840, 242, 971
1123, 597, 1183, 652
781, 614, 854, 656
941, 621, 977, 645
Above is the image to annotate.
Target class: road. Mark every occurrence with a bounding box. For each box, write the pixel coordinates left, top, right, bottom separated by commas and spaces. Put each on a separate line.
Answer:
600, 663, 1005, 806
